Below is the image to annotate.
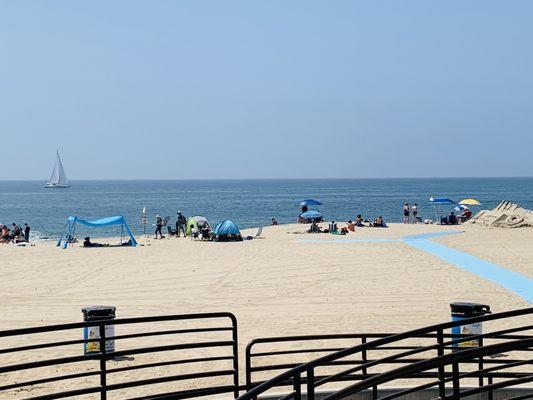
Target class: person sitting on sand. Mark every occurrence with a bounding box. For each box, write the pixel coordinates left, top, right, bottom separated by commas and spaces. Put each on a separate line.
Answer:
308, 220, 322, 233
460, 208, 472, 222
328, 221, 338, 233
1, 226, 11, 243
200, 225, 211, 240
340, 227, 349, 234
372, 216, 387, 227
271, 218, 278, 225
347, 220, 355, 232
448, 211, 457, 225
355, 215, 365, 227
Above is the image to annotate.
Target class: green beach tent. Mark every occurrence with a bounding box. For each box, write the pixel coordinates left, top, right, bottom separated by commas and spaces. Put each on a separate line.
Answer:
185, 216, 209, 235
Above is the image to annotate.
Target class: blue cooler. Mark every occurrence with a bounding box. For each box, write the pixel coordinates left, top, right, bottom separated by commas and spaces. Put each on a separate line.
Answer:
450, 302, 490, 348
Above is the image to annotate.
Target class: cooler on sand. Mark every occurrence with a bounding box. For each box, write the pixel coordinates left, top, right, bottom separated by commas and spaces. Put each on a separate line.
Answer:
450, 302, 491, 348
82, 306, 116, 355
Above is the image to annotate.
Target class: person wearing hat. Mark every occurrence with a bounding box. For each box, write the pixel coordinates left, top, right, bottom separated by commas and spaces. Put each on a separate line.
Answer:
154, 214, 164, 239
176, 210, 187, 237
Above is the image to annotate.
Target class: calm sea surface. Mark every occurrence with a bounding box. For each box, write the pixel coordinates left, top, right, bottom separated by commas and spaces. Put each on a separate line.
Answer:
0, 178, 532, 240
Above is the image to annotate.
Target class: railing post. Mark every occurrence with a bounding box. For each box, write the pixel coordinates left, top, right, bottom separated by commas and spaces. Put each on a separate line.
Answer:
451, 361, 460, 400
372, 385, 378, 400
306, 368, 315, 400
293, 373, 302, 400
437, 329, 446, 400
488, 376, 493, 400
361, 336, 368, 378
478, 336, 484, 388
99, 322, 107, 400
231, 316, 240, 399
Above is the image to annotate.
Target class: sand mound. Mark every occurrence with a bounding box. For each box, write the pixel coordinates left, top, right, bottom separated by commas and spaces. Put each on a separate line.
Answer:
469, 200, 533, 228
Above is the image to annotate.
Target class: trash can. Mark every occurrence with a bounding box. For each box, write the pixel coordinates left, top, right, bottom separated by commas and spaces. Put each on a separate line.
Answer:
82, 306, 116, 355
450, 302, 491, 348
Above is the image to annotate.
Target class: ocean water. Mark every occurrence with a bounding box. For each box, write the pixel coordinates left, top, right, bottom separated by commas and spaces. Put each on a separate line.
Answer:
0, 178, 532, 240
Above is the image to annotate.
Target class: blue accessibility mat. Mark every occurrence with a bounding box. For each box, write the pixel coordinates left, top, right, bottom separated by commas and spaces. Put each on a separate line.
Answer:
404, 238, 533, 303
300, 230, 532, 303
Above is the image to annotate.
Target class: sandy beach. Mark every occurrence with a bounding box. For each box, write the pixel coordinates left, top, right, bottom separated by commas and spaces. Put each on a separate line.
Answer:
1, 222, 531, 332
1, 222, 531, 398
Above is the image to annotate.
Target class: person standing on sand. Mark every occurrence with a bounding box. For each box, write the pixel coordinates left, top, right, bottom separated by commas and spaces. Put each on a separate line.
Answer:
403, 203, 410, 224
411, 203, 418, 224
176, 211, 187, 237
24, 223, 30, 242
154, 215, 163, 239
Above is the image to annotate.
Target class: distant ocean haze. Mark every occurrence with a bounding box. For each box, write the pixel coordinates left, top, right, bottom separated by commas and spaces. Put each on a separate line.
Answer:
0, 178, 531, 240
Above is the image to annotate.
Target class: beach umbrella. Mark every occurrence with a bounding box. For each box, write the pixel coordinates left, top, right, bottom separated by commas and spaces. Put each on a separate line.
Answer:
454, 204, 469, 212
429, 197, 455, 222
301, 210, 322, 219
295, 199, 322, 206
459, 198, 481, 206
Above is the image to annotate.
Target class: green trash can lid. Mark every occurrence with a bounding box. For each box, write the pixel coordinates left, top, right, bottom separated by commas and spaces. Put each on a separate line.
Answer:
450, 302, 491, 314
82, 305, 116, 320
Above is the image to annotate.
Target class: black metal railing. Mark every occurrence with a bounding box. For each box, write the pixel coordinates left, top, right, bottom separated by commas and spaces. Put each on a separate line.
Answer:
1, 308, 531, 399
239, 307, 533, 400
0, 312, 239, 399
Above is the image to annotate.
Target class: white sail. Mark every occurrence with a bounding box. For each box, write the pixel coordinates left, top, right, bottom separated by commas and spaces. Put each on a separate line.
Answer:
57, 152, 68, 185
46, 151, 70, 188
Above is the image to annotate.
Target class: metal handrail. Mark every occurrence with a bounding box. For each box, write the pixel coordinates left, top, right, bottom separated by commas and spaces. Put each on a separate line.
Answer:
239, 307, 533, 400
322, 338, 533, 400
0, 312, 239, 400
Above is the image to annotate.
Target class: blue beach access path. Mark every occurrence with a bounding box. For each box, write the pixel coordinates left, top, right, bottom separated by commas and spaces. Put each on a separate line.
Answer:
300, 231, 533, 303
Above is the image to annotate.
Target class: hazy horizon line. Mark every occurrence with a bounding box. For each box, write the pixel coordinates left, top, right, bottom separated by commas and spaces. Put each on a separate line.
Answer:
1, 176, 532, 182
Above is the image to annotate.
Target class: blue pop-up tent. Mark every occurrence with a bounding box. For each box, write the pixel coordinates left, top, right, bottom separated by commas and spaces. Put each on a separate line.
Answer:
213, 220, 241, 236
213, 220, 242, 242
57, 216, 137, 248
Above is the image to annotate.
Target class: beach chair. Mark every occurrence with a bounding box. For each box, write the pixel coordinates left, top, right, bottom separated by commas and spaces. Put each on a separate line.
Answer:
254, 227, 264, 239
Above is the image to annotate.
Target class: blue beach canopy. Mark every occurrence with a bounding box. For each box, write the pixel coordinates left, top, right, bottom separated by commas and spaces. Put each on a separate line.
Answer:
213, 220, 241, 236
301, 210, 322, 219
57, 215, 137, 248
429, 197, 455, 204
295, 199, 323, 206
429, 197, 456, 222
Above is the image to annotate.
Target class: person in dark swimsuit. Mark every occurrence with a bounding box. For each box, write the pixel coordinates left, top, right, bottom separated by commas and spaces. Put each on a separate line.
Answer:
403, 203, 410, 224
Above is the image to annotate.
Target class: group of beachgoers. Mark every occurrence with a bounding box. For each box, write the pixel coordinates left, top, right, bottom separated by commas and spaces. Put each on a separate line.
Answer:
153, 211, 243, 242
402, 203, 422, 223
299, 214, 387, 235
402, 202, 472, 225
0, 223, 30, 244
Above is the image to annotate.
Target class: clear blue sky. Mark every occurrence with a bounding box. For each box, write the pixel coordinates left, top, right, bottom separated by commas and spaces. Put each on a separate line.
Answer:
1, 1, 532, 179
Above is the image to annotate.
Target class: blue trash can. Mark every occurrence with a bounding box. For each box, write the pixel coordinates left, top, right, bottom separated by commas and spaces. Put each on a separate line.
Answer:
450, 302, 491, 349
82, 306, 116, 355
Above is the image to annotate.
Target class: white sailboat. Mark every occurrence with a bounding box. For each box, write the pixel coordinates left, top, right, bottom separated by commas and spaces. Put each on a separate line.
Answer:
45, 150, 70, 188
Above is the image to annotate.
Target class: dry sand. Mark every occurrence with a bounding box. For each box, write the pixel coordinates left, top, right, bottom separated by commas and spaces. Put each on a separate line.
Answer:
0, 222, 531, 398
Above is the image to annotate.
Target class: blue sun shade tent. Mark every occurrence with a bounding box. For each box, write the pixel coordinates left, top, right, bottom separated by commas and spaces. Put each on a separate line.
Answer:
213, 220, 241, 236
57, 216, 137, 248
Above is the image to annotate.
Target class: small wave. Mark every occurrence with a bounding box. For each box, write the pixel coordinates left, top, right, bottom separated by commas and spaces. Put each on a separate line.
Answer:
29, 230, 53, 242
